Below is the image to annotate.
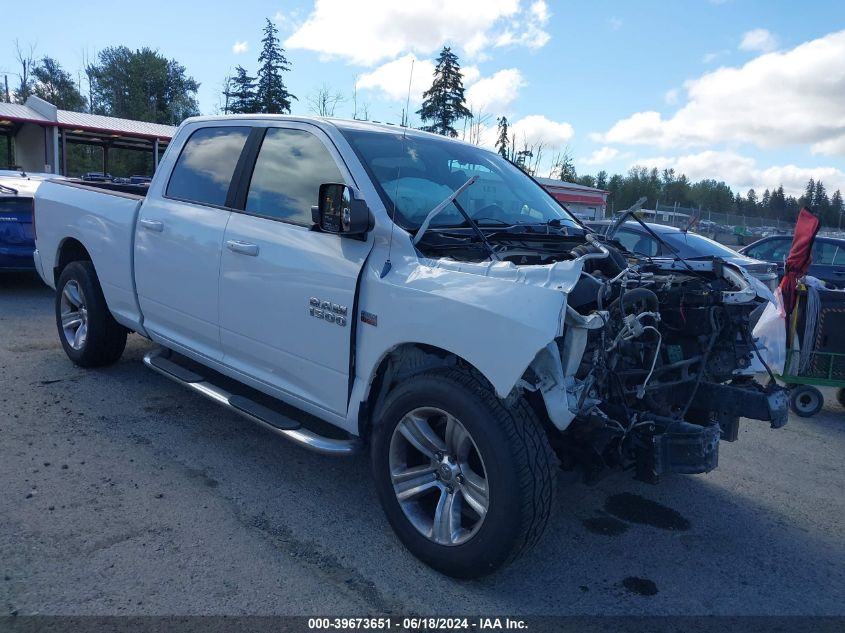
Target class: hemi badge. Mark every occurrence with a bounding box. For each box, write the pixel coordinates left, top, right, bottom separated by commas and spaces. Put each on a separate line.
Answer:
361, 311, 378, 327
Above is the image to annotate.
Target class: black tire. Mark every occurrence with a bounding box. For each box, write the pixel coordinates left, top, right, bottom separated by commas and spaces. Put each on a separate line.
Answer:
789, 385, 823, 418
836, 388, 845, 409
55, 261, 127, 367
371, 367, 557, 578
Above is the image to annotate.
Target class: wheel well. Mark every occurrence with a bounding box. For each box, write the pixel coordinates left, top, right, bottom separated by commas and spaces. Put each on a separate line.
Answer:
357, 343, 559, 446
54, 238, 92, 285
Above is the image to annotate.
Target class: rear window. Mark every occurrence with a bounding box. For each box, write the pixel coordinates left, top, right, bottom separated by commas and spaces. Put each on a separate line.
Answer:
0, 197, 33, 215
166, 126, 250, 207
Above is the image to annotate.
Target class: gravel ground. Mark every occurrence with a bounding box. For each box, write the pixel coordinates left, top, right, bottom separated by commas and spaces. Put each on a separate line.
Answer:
1, 271, 843, 616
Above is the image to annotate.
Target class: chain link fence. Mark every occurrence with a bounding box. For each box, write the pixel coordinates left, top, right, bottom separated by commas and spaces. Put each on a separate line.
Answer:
643, 203, 845, 245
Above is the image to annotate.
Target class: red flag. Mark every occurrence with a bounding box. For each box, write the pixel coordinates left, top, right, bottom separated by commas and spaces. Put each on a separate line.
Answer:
779, 208, 820, 317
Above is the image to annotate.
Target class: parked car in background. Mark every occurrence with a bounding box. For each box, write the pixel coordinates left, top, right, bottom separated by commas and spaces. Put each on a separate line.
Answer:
81, 172, 113, 182
739, 235, 845, 288
587, 220, 780, 292
0, 171, 64, 272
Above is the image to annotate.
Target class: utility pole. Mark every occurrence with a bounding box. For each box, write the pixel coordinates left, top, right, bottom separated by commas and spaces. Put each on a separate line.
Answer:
4, 75, 9, 103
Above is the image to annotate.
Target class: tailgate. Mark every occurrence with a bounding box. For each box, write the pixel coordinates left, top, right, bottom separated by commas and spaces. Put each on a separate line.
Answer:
0, 197, 33, 245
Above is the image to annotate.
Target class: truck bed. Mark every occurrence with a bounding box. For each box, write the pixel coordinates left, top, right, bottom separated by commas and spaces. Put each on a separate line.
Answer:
34, 179, 146, 332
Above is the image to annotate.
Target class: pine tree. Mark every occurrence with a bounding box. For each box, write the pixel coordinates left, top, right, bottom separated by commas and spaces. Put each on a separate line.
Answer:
746, 188, 758, 212
770, 185, 786, 219
802, 178, 815, 208
255, 18, 295, 114
761, 188, 771, 215
417, 47, 472, 137
814, 180, 829, 209
495, 116, 510, 158
832, 189, 843, 214
227, 66, 258, 114
832, 189, 844, 228
596, 170, 608, 190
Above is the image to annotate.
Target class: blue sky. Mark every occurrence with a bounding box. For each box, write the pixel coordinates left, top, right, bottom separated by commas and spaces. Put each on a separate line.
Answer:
4, 0, 844, 195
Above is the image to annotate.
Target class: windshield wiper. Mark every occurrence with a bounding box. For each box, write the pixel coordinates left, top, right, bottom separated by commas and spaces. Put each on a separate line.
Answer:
412, 176, 500, 261
412, 176, 478, 244
607, 196, 695, 272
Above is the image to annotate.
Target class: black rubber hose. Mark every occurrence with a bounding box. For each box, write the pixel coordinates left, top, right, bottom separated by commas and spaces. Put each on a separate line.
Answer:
609, 287, 659, 317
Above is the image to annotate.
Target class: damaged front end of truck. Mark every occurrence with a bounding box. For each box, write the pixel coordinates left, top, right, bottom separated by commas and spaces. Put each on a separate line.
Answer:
519, 235, 789, 484
414, 221, 788, 484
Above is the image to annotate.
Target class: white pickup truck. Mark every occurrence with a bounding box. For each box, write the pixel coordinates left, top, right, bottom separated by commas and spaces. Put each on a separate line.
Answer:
33, 116, 787, 577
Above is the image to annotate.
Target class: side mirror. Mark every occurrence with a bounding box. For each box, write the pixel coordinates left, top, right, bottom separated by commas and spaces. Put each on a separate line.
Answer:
312, 183, 372, 236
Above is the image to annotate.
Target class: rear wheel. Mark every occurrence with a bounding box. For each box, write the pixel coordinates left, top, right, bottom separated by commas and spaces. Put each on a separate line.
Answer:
55, 261, 127, 367
836, 388, 845, 409
371, 368, 557, 578
789, 385, 824, 417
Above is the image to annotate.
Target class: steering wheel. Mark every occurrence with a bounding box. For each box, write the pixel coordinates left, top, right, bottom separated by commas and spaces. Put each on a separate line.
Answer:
470, 204, 509, 223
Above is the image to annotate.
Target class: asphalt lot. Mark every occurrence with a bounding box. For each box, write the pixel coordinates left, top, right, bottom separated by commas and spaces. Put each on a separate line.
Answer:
1, 271, 844, 616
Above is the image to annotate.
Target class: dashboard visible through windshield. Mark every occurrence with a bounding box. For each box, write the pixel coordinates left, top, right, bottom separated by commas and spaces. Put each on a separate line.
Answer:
340, 128, 579, 231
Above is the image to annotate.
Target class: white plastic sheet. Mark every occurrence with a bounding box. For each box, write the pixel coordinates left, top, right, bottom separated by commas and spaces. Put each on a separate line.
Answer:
751, 288, 787, 375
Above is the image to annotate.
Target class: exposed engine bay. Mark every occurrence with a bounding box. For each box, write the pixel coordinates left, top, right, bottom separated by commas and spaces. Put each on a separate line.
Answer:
417, 224, 789, 483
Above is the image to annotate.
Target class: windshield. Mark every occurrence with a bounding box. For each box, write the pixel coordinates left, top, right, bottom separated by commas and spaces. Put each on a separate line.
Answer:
340, 129, 579, 230
663, 230, 742, 259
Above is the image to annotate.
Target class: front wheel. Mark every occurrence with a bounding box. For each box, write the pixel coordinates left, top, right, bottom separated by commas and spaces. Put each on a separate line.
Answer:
55, 261, 127, 367
371, 368, 557, 578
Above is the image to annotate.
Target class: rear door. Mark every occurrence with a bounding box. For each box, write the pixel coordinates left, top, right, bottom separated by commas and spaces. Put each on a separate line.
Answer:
0, 196, 34, 270
134, 125, 250, 361
218, 123, 373, 416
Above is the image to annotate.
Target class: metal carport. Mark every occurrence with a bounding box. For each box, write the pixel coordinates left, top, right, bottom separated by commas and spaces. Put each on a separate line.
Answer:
0, 95, 175, 176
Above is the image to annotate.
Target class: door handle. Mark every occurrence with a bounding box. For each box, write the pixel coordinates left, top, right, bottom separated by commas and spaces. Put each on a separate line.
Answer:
139, 219, 164, 232
226, 240, 259, 256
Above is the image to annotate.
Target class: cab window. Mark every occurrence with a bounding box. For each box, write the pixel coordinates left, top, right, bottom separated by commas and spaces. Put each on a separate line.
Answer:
166, 126, 250, 207
245, 128, 344, 225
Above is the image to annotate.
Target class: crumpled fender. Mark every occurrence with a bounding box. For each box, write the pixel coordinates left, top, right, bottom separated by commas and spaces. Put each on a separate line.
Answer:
354, 256, 584, 402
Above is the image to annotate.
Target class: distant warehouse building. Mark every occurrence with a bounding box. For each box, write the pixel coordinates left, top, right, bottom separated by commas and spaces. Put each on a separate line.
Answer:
535, 177, 608, 220
0, 96, 175, 176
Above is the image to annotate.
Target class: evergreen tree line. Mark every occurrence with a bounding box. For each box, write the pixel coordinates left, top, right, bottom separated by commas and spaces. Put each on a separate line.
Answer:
569, 167, 843, 227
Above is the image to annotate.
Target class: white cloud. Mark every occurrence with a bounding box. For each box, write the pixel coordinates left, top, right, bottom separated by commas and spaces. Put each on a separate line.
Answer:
493, 1, 551, 51
739, 28, 778, 53
596, 30, 845, 155
702, 50, 729, 64
273, 10, 300, 30
357, 56, 480, 103
583, 146, 620, 165
510, 115, 574, 148
465, 69, 526, 112
232, 41, 249, 54
664, 88, 679, 105
357, 55, 435, 102
631, 150, 845, 197
285, 0, 550, 66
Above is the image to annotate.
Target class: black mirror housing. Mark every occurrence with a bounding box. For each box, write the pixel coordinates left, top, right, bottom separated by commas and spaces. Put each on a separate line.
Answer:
315, 183, 372, 236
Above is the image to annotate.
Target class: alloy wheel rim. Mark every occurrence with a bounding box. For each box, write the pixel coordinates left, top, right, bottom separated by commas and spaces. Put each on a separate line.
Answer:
388, 407, 489, 546
60, 280, 88, 350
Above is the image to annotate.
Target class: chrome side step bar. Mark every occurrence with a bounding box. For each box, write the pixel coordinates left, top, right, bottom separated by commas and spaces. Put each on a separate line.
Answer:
142, 349, 360, 456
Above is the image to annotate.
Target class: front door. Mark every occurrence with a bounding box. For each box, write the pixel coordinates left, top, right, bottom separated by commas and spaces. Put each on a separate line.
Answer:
218, 124, 373, 416
135, 125, 250, 360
